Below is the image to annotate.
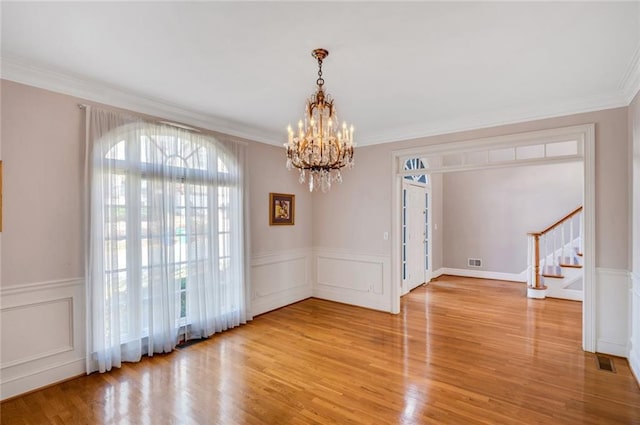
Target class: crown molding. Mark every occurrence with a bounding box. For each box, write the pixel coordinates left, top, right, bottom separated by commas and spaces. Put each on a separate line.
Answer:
0, 56, 282, 145
619, 42, 640, 104
361, 90, 628, 146
0, 55, 633, 148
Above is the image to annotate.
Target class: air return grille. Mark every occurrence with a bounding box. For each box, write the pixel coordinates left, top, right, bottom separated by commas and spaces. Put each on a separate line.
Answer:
468, 258, 482, 267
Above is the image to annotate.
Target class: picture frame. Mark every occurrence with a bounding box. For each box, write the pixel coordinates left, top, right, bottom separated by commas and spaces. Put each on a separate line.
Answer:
269, 192, 295, 226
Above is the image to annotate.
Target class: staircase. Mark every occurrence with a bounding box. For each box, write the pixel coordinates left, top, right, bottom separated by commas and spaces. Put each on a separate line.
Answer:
527, 206, 583, 300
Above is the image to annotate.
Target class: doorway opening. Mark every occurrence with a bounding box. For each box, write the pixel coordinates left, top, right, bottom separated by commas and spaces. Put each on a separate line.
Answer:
402, 158, 432, 294
390, 124, 596, 352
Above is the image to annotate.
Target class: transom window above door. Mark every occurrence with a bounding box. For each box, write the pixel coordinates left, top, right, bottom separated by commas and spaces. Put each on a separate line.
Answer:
403, 157, 428, 184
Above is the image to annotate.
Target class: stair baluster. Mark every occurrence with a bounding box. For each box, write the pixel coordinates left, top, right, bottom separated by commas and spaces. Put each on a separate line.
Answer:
560, 226, 564, 263
569, 214, 574, 257
527, 206, 583, 298
579, 212, 584, 255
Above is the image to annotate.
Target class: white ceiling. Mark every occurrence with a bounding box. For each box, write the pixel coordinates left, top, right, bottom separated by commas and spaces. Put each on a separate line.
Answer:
2, 2, 639, 146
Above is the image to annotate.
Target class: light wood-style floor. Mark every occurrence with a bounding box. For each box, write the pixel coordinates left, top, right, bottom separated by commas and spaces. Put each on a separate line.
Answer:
2, 276, 640, 424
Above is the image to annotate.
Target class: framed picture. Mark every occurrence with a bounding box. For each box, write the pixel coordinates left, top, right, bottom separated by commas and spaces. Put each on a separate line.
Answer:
269, 192, 295, 226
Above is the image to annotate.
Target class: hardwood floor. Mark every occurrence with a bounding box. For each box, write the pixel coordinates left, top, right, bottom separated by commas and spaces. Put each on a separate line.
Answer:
2, 276, 640, 424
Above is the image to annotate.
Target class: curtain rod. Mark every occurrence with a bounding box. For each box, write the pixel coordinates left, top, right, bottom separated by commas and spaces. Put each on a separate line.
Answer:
77, 103, 201, 133
76, 103, 253, 146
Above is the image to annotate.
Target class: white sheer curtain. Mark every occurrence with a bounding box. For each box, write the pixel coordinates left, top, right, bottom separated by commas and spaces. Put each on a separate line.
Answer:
85, 107, 250, 373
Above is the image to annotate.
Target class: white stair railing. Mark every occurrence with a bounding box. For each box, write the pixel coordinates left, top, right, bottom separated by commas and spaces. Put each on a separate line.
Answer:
527, 206, 583, 293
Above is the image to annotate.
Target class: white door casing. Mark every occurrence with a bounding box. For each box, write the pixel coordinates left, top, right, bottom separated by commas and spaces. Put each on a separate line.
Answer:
424, 187, 432, 284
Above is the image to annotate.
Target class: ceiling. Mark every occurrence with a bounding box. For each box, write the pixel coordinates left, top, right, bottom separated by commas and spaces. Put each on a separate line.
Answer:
2, 2, 639, 146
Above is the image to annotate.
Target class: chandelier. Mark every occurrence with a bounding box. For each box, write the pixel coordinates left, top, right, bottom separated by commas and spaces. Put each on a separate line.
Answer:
286, 48, 354, 192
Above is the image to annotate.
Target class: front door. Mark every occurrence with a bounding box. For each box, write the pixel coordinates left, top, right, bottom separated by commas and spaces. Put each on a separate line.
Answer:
403, 183, 426, 293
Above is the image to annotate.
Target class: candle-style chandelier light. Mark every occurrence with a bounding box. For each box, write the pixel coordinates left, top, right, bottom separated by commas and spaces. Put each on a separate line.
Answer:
286, 48, 354, 192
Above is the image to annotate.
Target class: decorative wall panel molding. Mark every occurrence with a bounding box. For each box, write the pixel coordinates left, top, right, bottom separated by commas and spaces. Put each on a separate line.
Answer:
1, 297, 74, 368
251, 249, 312, 316
313, 248, 391, 312
1, 278, 85, 400
629, 272, 640, 385
595, 268, 631, 357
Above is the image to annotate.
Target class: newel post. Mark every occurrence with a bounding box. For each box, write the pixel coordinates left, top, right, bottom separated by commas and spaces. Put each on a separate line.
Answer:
527, 232, 546, 299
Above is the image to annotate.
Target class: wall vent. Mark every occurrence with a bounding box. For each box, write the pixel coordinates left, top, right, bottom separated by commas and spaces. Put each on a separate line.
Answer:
468, 258, 482, 268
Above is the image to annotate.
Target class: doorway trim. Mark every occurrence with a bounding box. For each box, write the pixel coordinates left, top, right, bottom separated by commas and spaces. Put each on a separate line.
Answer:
390, 123, 595, 352
401, 180, 432, 294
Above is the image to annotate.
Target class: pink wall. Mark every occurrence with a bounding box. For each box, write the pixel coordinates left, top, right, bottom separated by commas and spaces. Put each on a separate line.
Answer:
312, 107, 629, 270
630, 91, 640, 277
247, 141, 312, 255
1, 80, 85, 285
0, 80, 312, 287
1, 79, 632, 280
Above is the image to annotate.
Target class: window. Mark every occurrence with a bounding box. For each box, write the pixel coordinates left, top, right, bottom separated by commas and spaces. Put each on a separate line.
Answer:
87, 109, 248, 373
403, 157, 428, 184
402, 188, 407, 280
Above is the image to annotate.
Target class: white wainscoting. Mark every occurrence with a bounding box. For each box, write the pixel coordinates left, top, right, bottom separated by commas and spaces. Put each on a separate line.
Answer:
595, 268, 630, 357
630, 272, 640, 384
1, 278, 85, 400
433, 267, 527, 283
313, 248, 391, 312
251, 249, 313, 316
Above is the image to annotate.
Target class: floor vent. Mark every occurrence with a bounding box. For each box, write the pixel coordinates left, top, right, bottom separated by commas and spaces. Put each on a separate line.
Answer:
176, 337, 208, 350
596, 355, 616, 373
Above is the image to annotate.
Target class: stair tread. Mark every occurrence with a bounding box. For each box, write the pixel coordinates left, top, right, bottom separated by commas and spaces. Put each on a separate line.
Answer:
558, 256, 582, 268
560, 263, 583, 268
541, 265, 564, 278
558, 255, 580, 262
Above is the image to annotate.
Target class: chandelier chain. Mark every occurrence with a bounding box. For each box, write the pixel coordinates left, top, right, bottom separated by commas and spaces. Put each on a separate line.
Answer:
316, 57, 324, 87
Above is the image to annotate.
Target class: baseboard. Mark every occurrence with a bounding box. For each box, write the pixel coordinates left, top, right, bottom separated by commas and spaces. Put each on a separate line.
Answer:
546, 289, 583, 302
436, 267, 526, 283
432, 268, 444, 279
596, 339, 629, 358
1, 358, 85, 400
630, 348, 640, 387
251, 285, 312, 317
